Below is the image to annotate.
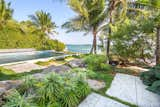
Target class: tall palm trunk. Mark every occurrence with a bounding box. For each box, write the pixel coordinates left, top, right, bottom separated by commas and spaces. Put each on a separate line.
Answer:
156, 26, 160, 65
93, 31, 97, 54
106, 0, 114, 61
90, 30, 97, 54
106, 13, 113, 60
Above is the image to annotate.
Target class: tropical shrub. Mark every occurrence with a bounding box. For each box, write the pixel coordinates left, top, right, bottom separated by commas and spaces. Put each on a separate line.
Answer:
3, 71, 91, 107
140, 65, 160, 95
84, 55, 111, 71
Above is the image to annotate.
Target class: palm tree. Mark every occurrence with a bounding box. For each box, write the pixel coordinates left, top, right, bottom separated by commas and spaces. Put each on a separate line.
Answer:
62, 0, 107, 54
0, 0, 13, 28
29, 10, 57, 36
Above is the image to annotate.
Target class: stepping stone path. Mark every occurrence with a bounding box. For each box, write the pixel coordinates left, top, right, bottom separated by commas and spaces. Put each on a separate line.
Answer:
106, 73, 160, 107
78, 93, 128, 107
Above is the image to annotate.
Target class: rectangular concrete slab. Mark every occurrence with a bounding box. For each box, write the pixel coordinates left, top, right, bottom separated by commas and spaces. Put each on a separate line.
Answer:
79, 93, 128, 107
106, 73, 160, 107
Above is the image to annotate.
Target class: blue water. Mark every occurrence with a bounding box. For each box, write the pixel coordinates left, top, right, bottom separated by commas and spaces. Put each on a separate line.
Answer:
66, 44, 92, 53
0, 51, 63, 64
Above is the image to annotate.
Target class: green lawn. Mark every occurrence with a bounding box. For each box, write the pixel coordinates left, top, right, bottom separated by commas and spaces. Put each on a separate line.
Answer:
0, 67, 42, 81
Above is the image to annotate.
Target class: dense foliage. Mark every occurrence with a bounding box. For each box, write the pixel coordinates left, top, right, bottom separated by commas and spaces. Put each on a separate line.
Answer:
110, 18, 155, 63
3, 71, 90, 107
0, 23, 65, 51
140, 65, 160, 94
84, 55, 111, 71
0, 0, 65, 51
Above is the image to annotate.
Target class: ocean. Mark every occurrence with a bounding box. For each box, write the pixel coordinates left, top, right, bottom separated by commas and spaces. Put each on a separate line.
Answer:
66, 44, 92, 53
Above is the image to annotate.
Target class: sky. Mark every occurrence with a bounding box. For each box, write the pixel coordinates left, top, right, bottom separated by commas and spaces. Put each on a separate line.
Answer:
6, 0, 93, 45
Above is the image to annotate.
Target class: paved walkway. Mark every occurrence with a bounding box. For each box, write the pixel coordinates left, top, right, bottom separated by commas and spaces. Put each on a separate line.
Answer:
79, 93, 128, 107
106, 73, 160, 107
3, 62, 46, 73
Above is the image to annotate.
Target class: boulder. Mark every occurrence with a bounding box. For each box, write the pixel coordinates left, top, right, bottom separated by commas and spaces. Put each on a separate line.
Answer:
42, 65, 71, 74
87, 79, 106, 91
68, 59, 85, 68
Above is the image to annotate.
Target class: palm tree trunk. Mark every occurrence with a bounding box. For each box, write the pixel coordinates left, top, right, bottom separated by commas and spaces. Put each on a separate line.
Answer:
106, 16, 112, 60
93, 31, 97, 54
106, 0, 114, 60
156, 27, 160, 65
90, 31, 97, 54
90, 45, 94, 54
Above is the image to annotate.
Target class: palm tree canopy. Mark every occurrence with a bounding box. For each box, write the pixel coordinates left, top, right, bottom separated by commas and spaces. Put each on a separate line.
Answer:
29, 10, 57, 34
62, 0, 107, 34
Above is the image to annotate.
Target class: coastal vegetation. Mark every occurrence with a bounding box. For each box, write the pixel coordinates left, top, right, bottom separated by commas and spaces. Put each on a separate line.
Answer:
0, 0, 160, 107
0, 0, 65, 51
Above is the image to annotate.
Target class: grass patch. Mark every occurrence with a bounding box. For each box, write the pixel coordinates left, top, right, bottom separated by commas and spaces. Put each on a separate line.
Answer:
88, 71, 114, 94
36, 60, 53, 66
36, 59, 66, 66
0, 67, 42, 81
64, 56, 75, 61
105, 94, 138, 107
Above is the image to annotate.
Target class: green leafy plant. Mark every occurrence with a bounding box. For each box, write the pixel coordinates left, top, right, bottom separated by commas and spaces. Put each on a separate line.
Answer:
140, 65, 160, 94
84, 55, 110, 71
